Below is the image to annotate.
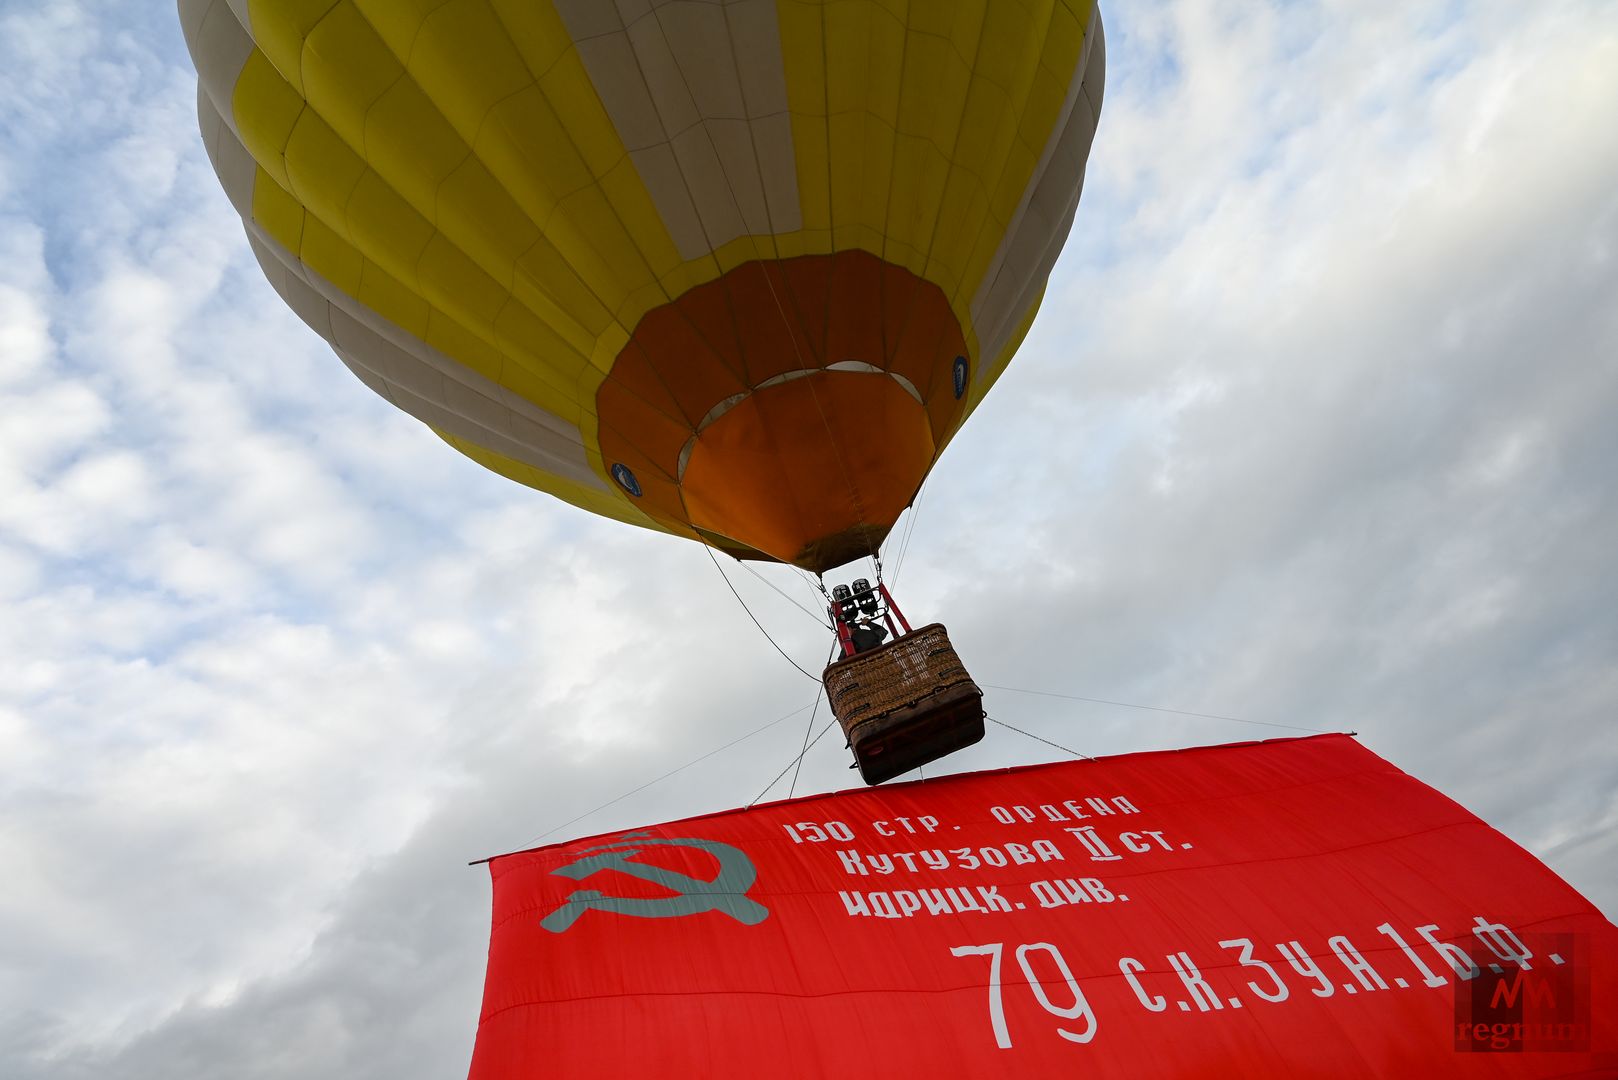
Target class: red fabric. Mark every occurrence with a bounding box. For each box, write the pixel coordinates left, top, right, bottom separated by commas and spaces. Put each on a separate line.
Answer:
470, 735, 1618, 1077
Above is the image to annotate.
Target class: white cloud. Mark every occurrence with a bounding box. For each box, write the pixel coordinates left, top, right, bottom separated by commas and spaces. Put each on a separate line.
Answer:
0, 381, 112, 482
0, 284, 51, 384
130, 528, 261, 602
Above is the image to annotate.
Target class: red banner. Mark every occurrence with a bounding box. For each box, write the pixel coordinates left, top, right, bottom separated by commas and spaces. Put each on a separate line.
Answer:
470, 735, 1617, 1077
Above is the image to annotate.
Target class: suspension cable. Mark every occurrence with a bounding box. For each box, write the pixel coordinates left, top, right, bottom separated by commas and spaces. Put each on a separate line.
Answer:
738, 558, 832, 628
982, 683, 1335, 734
496, 699, 822, 856
749, 717, 840, 808
891, 475, 930, 587
987, 714, 1094, 760
704, 543, 822, 682
788, 663, 832, 798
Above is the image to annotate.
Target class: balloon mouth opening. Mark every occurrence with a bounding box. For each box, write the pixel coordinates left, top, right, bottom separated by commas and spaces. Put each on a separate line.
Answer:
677, 370, 934, 574
787, 524, 897, 576
594, 252, 970, 570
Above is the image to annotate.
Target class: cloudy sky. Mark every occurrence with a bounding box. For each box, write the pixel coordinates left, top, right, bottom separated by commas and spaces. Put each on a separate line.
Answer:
2, 0, 1616, 1076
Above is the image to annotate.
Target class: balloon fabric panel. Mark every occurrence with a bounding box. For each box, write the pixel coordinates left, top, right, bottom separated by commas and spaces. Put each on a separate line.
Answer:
182, 0, 1104, 568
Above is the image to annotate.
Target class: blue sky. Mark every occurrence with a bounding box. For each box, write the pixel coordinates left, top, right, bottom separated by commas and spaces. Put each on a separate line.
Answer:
3, 1, 1617, 1076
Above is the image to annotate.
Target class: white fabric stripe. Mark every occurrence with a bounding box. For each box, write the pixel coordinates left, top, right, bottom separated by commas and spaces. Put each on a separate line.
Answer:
244, 226, 604, 490
977, 44, 1103, 371
180, 0, 254, 141
557, 0, 801, 260
970, 9, 1106, 374
177, 0, 210, 43
825, 361, 922, 404
196, 88, 256, 221
976, 88, 1097, 372
223, 0, 250, 32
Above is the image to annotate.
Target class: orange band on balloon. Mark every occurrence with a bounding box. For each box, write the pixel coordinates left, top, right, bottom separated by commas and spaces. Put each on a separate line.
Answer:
597, 250, 968, 571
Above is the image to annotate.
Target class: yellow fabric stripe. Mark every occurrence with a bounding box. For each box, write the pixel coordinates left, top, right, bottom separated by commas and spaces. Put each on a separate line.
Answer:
243, 3, 695, 370
238, 0, 700, 509
887, 1, 983, 282
230, 49, 302, 191
244, 0, 336, 97
775, 0, 1090, 442
929, 1, 1050, 297
956, 0, 1092, 312
239, 6, 596, 425
339, 0, 699, 470
237, 0, 714, 517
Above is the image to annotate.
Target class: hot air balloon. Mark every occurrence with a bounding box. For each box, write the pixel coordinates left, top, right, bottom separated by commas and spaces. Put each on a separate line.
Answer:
179, 0, 1105, 778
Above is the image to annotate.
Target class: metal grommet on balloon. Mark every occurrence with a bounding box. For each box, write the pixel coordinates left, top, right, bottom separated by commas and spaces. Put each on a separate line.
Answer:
611, 463, 642, 497
953, 355, 969, 399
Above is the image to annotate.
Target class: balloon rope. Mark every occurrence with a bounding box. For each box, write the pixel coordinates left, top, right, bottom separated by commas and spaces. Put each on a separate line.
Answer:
749, 716, 840, 809
486, 699, 821, 859
987, 714, 1094, 760
888, 474, 931, 588
982, 684, 1337, 734
793, 566, 832, 611
787, 677, 828, 799
764, 637, 840, 805
737, 558, 832, 628
705, 544, 822, 682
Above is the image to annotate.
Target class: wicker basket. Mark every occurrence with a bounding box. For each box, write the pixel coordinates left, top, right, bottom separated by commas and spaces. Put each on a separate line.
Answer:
823, 623, 984, 784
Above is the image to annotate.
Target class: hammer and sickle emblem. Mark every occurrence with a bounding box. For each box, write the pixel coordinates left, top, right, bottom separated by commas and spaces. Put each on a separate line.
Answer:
540, 832, 769, 933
